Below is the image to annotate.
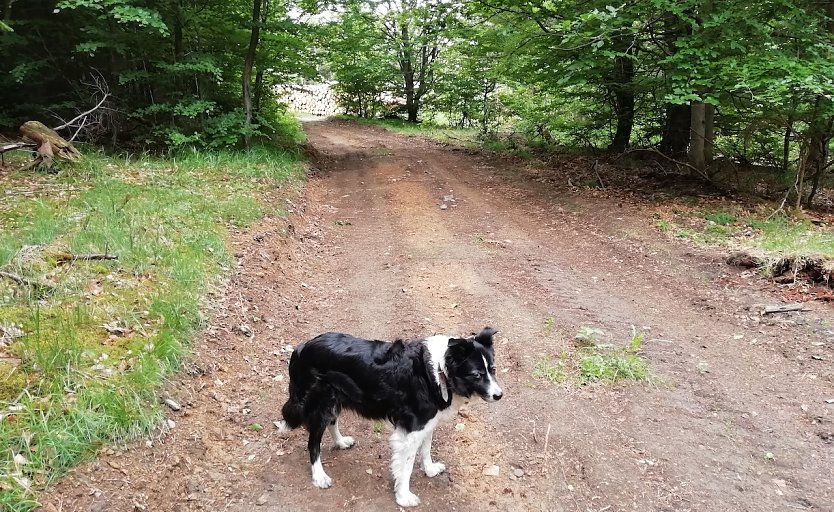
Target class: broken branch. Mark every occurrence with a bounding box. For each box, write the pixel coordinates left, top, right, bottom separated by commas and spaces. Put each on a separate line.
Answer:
0, 271, 55, 291
53, 91, 110, 132
54, 252, 118, 263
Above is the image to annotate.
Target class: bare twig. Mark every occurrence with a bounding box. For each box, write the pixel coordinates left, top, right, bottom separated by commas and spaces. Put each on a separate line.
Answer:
1, 142, 36, 153
623, 148, 716, 185
53, 91, 109, 131
69, 116, 88, 142
0, 271, 54, 291
54, 252, 117, 263
592, 159, 605, 189
542, 423, 551, 475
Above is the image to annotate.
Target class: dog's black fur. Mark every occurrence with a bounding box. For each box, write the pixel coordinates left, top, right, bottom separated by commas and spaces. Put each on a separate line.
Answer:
280, 327, 501, 469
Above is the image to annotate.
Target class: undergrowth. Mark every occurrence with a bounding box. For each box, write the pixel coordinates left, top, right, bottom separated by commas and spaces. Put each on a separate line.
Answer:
0, 145, 304, 510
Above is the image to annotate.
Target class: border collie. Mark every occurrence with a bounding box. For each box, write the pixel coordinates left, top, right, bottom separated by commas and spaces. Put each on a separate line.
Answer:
277, 327, 503, 507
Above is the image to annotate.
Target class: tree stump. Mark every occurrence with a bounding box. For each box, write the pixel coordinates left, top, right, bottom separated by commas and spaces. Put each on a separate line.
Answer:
19, 121, 82, 169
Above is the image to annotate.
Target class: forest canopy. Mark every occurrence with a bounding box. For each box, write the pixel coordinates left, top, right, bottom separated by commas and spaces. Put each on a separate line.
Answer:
1, 0, 833, 205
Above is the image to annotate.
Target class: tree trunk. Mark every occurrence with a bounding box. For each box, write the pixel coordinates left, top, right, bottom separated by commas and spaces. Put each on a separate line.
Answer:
173, 0, 184, 62
688, 1, 714, 171
704, 103, 714, 164
804, 0, 834, 207
804, 135, 828, 208
407, 97, 419, 123
404, 70, 417, 122
242, 0, 263, 149
689, 101, 706, 171
19, 121, 82, 168
782, 120, 793, 172
660, 103, 690, 157
254, 69, 265, 113
608, 52, 635, 152
2, 0, 13, 22
252, 0, 269, 115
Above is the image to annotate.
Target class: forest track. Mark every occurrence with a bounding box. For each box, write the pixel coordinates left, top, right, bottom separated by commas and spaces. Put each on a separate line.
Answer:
41, 119, 834, 512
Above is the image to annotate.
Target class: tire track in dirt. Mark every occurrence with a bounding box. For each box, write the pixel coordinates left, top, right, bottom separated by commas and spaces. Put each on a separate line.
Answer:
40, 119, 833, 512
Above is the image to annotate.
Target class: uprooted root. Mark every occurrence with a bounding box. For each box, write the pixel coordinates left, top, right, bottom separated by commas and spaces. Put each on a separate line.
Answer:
727, 251, 834, 287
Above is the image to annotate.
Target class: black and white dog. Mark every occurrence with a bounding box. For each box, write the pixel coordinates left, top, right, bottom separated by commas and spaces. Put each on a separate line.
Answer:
277, 327, 503, 507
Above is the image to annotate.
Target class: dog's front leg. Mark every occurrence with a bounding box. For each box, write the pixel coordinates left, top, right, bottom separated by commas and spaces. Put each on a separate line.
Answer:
419, 430, 446, 477
390, 429, 424, 507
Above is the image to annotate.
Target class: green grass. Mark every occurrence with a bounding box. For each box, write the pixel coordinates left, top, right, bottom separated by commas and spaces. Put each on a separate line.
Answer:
578, 332, 650, 383
655, 205, 834, 263
532, 327, 650, 386
0, 145, 304, 510
704, 211, 736, 225
749, 216, 834, 258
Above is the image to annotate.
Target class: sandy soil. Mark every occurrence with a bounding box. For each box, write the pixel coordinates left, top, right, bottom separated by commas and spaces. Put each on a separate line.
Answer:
40, 119, 834, 512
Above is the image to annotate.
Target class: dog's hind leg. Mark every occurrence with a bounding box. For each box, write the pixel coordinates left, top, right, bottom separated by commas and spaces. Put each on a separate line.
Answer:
389, 428, 426, 507
419, 430, 446, 477
328, 418, 355, 449
308, 419, 332, 489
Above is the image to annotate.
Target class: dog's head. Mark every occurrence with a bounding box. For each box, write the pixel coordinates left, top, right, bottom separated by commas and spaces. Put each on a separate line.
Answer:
445, 327, 503, 402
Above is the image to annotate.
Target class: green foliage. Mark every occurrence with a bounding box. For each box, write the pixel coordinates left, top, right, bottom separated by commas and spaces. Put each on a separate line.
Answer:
326, 5, 397, 118
323, 1, 461, 122
0, 0, 319, 149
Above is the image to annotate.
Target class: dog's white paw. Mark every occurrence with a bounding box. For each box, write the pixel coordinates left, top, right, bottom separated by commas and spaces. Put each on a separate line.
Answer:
395, 490, 421, 507
311, 469, 332, 489
334, 436, 355, 449
424, 461, 446, 478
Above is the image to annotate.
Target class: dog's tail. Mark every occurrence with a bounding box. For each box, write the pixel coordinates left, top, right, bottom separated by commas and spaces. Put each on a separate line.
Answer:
278, 349, 306, 432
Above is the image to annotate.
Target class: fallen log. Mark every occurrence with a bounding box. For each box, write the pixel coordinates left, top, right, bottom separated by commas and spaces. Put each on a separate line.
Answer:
19, 120, 82, 170
763, 303, 805, 314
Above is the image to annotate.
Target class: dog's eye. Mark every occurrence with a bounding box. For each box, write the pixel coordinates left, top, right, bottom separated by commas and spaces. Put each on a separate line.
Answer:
470, 371, 482, 379
488, 366, 496, 374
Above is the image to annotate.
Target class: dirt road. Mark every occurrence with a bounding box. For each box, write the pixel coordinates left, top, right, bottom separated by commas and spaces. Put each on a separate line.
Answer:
42, 119, 834, 512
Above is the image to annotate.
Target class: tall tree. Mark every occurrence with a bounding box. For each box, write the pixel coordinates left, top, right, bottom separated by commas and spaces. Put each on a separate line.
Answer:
376, 0, 456, 122
243, 0, 264, 149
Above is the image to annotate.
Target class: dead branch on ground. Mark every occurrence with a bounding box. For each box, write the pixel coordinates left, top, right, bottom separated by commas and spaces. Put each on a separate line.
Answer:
0, 271, 55, 292
622, 148, 717, 185
54, 252, 118, 263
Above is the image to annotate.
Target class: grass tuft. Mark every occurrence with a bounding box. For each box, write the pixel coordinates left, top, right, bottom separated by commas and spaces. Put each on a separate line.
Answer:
578, 332, 650, 383
532, 326, 650, 386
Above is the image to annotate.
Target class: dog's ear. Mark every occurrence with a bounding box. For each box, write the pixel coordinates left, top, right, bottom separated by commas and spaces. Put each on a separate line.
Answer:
473, 327, 497, 347
447, 337, 470, 349
446, 337, 473, 359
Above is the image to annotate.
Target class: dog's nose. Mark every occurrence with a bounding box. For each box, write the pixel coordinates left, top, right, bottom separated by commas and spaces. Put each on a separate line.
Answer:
492, 392, 503, 401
